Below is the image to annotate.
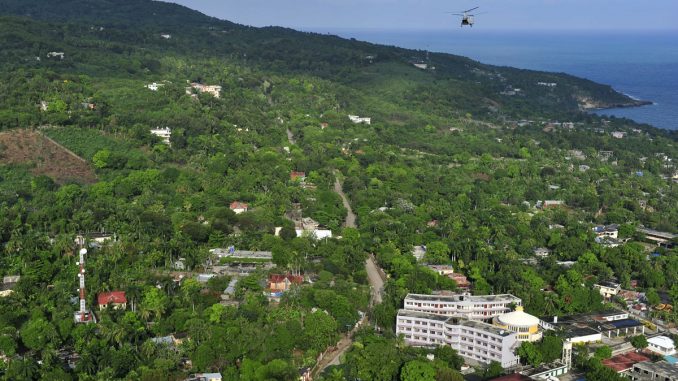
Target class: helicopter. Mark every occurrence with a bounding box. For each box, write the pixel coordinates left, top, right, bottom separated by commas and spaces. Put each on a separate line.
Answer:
450, 7, 483, 27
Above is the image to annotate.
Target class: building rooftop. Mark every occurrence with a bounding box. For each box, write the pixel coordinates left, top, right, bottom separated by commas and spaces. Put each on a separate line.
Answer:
648, 336, 676, 349
406, 293, 521, 304
593, 224, 619, 233
562, 325, 601, 339
634, 361, 677, 374
603, 352, 651, 373
520, 361, 567, 377
398, 309, 451, 322
98, 291, 127, 305
637, 227, 677, 240
490, 374, 531, 381
541, 308, 627, 325
229, 201, 248, 209
596, 280, 621, 289
490, 373, 532, 381
210, 248, 273, 260
269, 274, 303, 284
495, 307, 540, 327
426, 265, 455, 271
398, 310, 515, 337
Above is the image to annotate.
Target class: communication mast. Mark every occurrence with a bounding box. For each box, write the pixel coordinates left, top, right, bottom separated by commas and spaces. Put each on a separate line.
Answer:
74, 248, 94, 323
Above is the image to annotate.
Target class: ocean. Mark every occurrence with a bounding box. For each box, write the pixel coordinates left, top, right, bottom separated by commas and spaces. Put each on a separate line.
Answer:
311, 29, 678, 130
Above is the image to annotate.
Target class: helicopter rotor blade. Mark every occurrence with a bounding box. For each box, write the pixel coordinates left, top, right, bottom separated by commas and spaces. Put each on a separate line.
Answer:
464, 6, 479, 13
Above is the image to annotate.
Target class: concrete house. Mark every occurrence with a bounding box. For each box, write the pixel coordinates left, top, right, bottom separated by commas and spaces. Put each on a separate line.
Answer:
426, 265, 455, 276
594, 281, 621, 299
593, 224, 619, 239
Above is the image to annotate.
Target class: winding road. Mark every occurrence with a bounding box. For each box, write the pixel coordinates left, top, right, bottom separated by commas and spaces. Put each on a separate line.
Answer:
312, 173, 386, 373
285, 124, 386, 375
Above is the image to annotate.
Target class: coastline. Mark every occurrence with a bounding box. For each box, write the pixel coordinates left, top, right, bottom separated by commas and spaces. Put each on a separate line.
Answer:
584, 99, 653, 112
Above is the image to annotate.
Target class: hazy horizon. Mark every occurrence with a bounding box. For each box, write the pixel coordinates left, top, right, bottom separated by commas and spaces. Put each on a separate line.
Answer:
165, 0, 678, 32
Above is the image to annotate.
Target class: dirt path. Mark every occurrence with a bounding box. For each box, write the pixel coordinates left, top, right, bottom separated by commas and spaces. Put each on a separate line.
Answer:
286, 128, 296, 145
313, 172, 386, 376
334, 173, 356, 229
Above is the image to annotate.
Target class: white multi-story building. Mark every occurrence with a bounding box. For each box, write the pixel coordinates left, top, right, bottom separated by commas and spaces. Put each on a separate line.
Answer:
396, 310, 520, 368
403, 293, 522, 321
150, 127, 172, 145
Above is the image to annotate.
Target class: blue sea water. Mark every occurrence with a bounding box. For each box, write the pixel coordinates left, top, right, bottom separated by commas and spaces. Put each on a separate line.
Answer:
312, 29, 678, 130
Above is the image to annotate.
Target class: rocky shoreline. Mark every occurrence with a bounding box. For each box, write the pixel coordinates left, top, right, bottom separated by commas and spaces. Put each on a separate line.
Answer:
579, 97, 653, 111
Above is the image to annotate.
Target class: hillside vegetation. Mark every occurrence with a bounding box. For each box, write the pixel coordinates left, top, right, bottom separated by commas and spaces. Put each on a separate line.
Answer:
0, 1, 676, 381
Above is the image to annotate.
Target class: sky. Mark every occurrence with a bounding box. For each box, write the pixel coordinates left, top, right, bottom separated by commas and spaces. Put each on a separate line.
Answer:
165, 0, 678, 31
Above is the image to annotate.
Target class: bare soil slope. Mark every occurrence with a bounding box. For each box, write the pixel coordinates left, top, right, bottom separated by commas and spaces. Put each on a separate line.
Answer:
0, 129, 96, 183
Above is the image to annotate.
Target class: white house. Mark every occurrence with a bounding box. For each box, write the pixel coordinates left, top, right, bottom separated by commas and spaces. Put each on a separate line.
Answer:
612, 131, 626, 139
295, 228, 332, 240
145, 82, 165, 91
593, 224, 619, 239
348, 115, 371, 125
647, 336, 676, 356
47, 52, 65, 59
426, 265, 455, 276
594, 281, 621, 299
150, 127, 172, 145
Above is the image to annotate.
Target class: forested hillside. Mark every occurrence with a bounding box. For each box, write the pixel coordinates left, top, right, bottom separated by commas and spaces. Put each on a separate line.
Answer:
0, 1, 676, 381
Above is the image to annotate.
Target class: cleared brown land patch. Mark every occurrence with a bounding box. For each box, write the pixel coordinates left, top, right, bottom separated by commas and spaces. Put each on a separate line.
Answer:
0, 129, 96, 184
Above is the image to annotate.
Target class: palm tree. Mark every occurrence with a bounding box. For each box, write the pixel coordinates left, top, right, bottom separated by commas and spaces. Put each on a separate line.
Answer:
328, 368, 346, 381
126, 284, 142, 312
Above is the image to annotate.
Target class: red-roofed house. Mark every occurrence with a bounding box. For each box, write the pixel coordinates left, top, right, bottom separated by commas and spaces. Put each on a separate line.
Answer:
98, 291, 127, 310
602, 352, 650, 373
229, 201, 249, 214
269, 274, 303, 293
290, 171, 306, 182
